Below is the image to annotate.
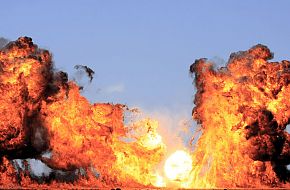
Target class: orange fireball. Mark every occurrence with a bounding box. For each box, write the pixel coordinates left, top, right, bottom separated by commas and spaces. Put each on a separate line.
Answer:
189, 44, 290, 188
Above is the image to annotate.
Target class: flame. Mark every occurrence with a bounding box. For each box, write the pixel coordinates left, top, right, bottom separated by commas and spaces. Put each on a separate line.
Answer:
164, 150, 192, 181
0, 37, 289, 188
152, 173, 166, 187
189, 44, 290, 188
0, 37, 167, 188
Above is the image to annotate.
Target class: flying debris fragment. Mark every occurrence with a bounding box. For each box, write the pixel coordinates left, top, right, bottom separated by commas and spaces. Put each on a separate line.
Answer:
74, 64, 95, 82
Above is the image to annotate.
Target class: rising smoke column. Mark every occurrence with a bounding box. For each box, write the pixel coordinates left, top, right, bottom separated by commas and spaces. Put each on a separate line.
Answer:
0, 37, 165, 188
189, 44, 290, 188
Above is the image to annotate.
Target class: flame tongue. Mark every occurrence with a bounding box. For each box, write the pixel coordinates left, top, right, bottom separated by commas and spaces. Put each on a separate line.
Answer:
189, 44, 290, 188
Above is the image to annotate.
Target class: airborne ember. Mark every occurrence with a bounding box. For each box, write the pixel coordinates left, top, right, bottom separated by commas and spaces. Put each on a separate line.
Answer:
0, 37, 289, 188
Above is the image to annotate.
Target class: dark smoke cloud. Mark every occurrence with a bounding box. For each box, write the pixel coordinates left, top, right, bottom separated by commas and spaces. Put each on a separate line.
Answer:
0, 37, 9, 49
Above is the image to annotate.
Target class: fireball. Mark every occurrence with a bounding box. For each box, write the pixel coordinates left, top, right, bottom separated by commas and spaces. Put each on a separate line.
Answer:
164, 150, 192, 181
0, 37, 289, 189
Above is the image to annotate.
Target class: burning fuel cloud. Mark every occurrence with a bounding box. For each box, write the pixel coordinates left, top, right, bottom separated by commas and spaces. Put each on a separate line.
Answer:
0, 37, 166, 188
189, 44, 290, 188
0, 37, 289, 188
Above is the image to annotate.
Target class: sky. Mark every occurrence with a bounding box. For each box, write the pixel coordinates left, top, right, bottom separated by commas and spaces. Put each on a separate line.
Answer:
1, 0, 290, 118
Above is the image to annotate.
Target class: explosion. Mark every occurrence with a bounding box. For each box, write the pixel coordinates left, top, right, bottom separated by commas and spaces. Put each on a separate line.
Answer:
0, 37, 167, 188
189, 44, 290, 188
0, 37, 289, 189
164, 150, 192, 181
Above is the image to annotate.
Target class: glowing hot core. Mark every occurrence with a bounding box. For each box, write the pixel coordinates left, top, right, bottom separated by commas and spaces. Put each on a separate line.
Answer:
164, 150, 192, 181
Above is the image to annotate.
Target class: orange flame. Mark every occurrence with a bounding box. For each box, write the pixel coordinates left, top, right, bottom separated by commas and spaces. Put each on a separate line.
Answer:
189, 44, 290, 188
0, 37, 167, 188
0, 38, 289, 188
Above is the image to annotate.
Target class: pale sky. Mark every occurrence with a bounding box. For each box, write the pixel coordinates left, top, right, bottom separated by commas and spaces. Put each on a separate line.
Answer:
1, 0, 290, 117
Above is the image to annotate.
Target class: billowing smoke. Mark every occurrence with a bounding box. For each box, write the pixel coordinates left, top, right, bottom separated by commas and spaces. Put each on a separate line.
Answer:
0, 37, 9, 49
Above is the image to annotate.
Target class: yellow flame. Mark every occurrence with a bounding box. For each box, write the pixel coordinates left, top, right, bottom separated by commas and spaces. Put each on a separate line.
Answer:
151, 173, 166, 187
164, 150, 192, 181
